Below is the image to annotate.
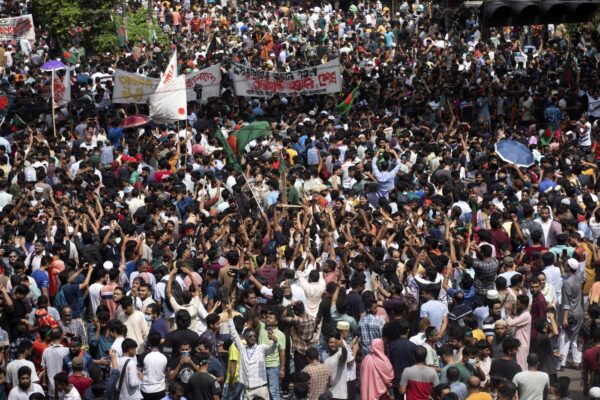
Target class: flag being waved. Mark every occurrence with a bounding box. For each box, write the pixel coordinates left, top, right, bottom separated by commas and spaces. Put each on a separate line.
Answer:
61, 48, 84, 64
216, 129, 242, 174
52, 68, 71, 108
149, 52, 187, 122
335, 86, 360, 115
0, 94, 14, 121
232, 121, 272, 154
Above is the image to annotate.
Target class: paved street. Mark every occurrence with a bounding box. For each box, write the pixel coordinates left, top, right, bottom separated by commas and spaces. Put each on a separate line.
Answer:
559, 368, 586, 400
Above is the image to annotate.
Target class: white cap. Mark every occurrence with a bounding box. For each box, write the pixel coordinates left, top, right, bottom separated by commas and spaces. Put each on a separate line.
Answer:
34, 187, 44, 193
486, 290, 499, 300
590, 387, 600, 398
567, 258, 579, 270
560, 198, 570, 205
103, 261, 114, 270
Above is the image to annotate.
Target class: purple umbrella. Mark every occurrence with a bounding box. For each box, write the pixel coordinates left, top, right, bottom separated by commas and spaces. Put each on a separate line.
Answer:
40, 59, 66, 72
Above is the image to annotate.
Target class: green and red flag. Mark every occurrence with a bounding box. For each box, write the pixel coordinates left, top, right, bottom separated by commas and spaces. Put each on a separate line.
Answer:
335, 86, 360, 115
232, 121, 272, 155
215, 129, 242, 174
9, 114, 25, 132
62, 48, 84, 64
0, 94, 14, 121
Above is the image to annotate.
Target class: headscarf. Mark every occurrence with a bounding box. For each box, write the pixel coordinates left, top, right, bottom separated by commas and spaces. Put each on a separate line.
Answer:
360, 338, 394, 400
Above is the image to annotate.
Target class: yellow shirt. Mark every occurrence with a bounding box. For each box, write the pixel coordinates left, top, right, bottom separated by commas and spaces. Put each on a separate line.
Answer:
225, 342, 241, 383
467, 393, 493, 400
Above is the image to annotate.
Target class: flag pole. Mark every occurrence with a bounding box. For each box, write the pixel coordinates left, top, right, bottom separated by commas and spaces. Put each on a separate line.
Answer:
51, 70, 57, 139
240, 168, 267, 220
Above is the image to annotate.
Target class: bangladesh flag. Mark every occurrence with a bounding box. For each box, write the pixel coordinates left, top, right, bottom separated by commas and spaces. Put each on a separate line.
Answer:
232, 121, 272, 155
215, 129, 242, 174
62, 48, 83, 64
539, 125, 556, 147
0, 94, 14, 120
9, 114, 25, 132
335, 87, 360, 115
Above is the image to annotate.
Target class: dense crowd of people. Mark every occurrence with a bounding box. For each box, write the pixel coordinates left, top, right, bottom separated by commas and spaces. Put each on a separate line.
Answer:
1, 0, 600, 400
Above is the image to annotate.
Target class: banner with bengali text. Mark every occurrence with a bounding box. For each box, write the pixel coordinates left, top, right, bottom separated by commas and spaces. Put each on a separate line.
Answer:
185, 63, 221, 101
113, 65, 222, 104
0, 15, 34, 41
231, 59, 341, 98
112, 70, 159, 104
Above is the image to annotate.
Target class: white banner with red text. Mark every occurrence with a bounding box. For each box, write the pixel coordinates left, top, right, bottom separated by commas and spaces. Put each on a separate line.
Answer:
231, 59, 342, 98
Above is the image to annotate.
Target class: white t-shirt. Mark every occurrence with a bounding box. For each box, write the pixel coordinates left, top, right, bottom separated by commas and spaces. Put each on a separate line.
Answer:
141, 350, 168, 394
89, 282, 103, 318
62, 387, 82, 400
7, 383, 44, 400
512, 370, 549, 400
111, 337, 125, 357
6, 359, 39, 387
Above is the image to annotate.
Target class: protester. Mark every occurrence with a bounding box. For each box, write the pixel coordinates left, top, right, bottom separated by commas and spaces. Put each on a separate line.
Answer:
0, 0, 597, 399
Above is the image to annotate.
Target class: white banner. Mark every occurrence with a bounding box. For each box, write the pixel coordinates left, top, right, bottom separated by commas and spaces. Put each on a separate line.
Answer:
112, 70, 159, 104
185, 64, 221, 101
231, 58, 342, 98
0, 15, 34, 41
150, 52, 187, 121
52, 68, 71, 108
113, 64, 221, 104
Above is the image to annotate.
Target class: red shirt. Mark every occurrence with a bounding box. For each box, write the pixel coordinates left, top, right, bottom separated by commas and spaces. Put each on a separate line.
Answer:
69, 375, 93, 397
31, 340, 48, 372
583, 345, 600, 371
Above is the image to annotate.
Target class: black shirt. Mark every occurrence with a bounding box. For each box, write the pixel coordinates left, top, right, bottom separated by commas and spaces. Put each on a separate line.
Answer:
489, 358, 522, 381
169, 355, 200, 386
163, 329, 201, 359
388, 337, 416, 385
188, 371, 220, 400
532, 334, 557, 376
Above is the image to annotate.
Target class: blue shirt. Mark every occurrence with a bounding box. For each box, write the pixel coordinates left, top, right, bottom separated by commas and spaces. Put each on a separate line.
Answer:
31, 269, 49, 291
372, 158, 402, 198
108, 127, 124, 148
150, 318, 169, 339
87, 325, 114, 359
62, 283, 84, 319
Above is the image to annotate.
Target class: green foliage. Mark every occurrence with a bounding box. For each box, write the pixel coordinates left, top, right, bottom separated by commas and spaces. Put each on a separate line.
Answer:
93, 9, 169, 53
33, 0, 167, 54
33, 0, 81, 41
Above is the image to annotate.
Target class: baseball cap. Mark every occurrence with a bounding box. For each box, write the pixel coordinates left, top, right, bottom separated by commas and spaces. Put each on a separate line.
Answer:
72, 356, 84, 369
503, 256, 514, 266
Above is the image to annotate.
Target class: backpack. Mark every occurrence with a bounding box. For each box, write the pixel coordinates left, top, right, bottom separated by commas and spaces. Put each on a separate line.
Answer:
54, 287, 68, 311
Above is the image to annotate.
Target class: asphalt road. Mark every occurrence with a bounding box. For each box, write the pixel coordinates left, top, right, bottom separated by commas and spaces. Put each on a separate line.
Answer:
559, 367, 586, 400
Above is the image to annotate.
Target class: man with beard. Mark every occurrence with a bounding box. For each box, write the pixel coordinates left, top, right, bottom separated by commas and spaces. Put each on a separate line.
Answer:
7, 366, 43, 400
491, 320, 510, 359
528, 276, 547, 341
323, 333, 350, 400
62, 337, 93, 375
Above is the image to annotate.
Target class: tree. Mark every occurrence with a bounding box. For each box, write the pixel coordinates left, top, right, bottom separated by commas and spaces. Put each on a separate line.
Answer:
33, 0, 82, 41
93, 9, 168, 53
32, 0, 167, 54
